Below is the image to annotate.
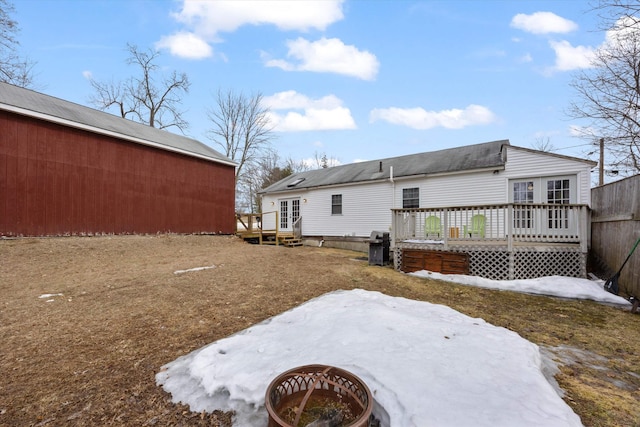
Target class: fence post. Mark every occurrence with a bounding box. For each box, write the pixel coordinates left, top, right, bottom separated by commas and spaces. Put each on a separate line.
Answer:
507, 204, 514, 279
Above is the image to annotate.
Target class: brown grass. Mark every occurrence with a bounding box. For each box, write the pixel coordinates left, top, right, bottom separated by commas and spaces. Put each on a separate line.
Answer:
1, 235, 638, 426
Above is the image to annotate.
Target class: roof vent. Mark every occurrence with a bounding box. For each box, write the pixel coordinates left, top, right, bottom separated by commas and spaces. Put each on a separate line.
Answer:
287, 177, 306, 187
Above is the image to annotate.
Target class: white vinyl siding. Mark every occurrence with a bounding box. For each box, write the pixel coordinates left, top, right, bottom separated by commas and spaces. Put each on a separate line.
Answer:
395, 170, 505, 209
299, 181, 393, 237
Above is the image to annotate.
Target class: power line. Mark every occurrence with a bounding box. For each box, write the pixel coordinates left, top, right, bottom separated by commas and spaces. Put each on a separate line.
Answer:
549, 143, 595, 152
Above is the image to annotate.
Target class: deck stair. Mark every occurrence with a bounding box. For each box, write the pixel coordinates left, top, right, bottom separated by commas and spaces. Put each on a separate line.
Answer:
258, 234, 302, 247
280, 236, 303, 247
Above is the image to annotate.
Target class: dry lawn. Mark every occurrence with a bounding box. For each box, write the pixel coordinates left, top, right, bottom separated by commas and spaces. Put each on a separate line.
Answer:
1, 235, 639, 427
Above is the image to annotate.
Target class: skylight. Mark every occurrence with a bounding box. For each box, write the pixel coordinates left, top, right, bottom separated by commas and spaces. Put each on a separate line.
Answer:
287, 177, 305, 187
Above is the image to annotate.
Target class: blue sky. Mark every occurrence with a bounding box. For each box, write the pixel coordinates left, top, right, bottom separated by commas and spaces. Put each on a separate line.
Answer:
15, 0, 606, 168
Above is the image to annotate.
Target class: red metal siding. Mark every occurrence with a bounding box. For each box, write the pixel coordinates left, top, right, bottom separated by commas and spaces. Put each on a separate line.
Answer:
0, 111, 236, 236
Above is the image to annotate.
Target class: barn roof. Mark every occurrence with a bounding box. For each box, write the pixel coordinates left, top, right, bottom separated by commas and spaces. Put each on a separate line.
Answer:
261, 139, 509, 194
0, 82, 236, 167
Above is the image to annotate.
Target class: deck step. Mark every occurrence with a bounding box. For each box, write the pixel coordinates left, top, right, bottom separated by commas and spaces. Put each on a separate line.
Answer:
281, 237, 302, 247
236, 230, 302, 247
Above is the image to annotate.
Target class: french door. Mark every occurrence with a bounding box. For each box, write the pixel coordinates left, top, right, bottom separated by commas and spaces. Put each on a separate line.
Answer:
279, 198, 300, 232
510, 176, 576, 236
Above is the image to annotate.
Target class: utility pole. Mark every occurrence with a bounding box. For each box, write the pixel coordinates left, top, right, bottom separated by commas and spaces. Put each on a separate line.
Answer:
599, 137, 604, 186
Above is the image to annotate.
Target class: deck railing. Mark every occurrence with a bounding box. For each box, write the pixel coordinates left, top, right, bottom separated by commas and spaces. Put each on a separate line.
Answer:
392, 203, 590, 252
237, 211, 302, 246
293, 216, 302, 240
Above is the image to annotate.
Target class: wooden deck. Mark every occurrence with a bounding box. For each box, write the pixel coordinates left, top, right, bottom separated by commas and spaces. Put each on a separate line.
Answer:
392, 203, 590, 280
236, 213, 302, 247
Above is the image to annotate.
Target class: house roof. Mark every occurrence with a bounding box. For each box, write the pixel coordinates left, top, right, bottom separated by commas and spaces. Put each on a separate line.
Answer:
260, 139, 509, 194
0, 82, 236, 167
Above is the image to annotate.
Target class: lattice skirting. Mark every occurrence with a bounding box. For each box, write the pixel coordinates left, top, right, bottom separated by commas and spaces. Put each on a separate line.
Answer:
394, 244, 586, 280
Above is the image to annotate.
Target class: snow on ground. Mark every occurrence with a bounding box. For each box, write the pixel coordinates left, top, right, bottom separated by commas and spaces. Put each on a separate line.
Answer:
156, 271, 630, 427
173, 265, 216, 275
409, 271, 632, 306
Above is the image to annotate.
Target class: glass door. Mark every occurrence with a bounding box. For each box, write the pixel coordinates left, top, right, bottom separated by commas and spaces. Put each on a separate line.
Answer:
510, 176, 576, 237
544, 178, 573, 235
512, 181, 535, 233
279, 198, 300, 232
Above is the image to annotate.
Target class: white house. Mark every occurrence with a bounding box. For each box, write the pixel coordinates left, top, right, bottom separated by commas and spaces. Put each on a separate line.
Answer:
260, 140, 594, 239
258, 140, 597, 280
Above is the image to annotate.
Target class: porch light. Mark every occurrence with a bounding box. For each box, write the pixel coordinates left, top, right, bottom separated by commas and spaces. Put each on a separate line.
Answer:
303, 199, 307, 203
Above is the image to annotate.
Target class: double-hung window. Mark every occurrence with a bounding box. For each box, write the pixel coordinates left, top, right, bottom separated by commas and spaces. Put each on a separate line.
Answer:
331, 194, 342, 215
402, 187, 419, 209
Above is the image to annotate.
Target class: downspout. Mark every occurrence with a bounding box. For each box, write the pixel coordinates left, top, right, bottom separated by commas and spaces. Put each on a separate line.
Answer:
389, 166, 394, 183
389, 165, 395, 206
389, 166, 396, 255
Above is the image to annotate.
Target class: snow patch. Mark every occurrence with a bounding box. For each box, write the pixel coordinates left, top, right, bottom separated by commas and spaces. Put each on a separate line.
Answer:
174, 265, 216, 275
157, 289, 583, 427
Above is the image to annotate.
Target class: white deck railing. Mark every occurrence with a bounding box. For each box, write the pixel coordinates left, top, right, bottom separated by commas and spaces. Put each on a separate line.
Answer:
392, 203, 589, 252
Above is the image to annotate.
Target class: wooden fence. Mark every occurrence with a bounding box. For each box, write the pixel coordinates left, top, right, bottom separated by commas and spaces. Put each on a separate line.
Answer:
591, 175, 640, 298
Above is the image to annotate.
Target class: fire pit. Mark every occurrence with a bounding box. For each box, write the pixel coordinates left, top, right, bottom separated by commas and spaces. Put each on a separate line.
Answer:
265, 364, 373, 427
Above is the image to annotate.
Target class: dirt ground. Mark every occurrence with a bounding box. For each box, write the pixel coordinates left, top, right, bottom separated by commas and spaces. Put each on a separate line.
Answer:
1, 234, 639, 427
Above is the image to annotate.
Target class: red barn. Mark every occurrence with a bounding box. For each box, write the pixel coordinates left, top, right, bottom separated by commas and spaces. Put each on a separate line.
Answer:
0, 82, 237, 237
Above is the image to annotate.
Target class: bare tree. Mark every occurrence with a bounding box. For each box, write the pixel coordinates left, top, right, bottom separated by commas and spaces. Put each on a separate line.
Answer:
89, 44, 190, 132
312, 151, 340, 169
0, 0, 36, 87
284, 156, 312, 174
206, 89, 274, 189
569, 2, 640, 175
531, 137, 555, 152
592, 0, 640, 30
238, 149, 294, 213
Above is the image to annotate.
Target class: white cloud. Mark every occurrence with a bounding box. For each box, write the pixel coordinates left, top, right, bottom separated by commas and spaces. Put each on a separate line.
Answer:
369, 105, 497, 130
511, 11, 578, 34
263, 91, 356, 132
82, 70, 92, 80
519, 53, 533, 63
544, 16, 640, 75
155, 32, 213, 59
263, 90, 343, 110
548, 40, 596, 72
267, 108, 356, 132
174, 0, 344, 35
159, 0, 344, 58
264, 37, 379, 80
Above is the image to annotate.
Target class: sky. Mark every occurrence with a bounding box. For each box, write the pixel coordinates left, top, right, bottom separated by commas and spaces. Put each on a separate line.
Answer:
14, 1, 611, 174
154, 273, 631, 427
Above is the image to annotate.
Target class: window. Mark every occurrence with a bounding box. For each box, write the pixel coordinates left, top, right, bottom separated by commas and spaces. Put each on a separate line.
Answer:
331, 194, 342, 215
402, 188, 419, 209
